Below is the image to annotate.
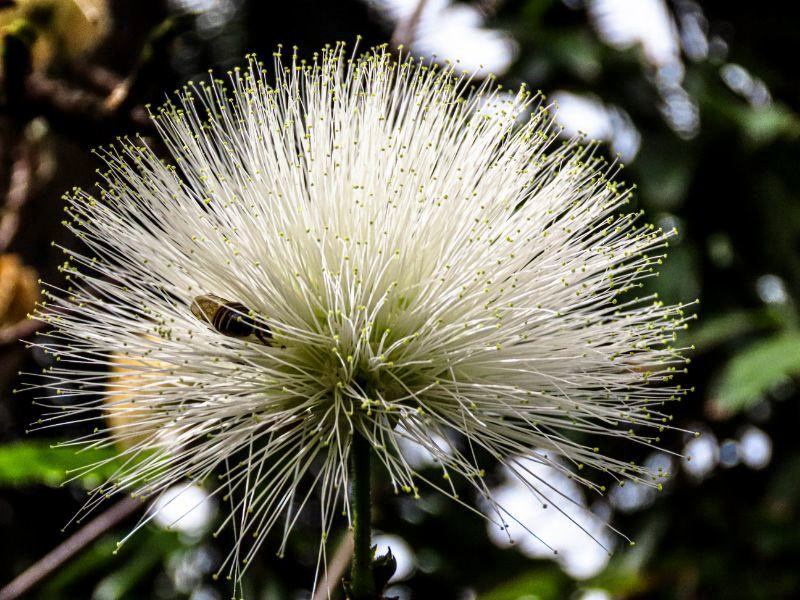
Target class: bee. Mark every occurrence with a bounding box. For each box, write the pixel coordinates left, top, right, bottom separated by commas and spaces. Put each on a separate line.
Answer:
190, 294, 272, 344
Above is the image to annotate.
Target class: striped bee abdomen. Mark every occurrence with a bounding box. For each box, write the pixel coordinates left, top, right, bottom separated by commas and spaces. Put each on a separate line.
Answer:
190, 294, 272, 344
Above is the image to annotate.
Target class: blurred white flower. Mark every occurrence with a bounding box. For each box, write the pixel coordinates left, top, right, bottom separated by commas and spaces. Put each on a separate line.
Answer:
610, 451, 672, 512
579, 590, 612, 600
551, 91, 641, 161
739, 426, 771, 470
589, 0, 680, 67
488, 459, 614, 579
756, 274, 788, 305
683, 432, 718, 479
152, 484, 216, 537
370, 0, 517, 76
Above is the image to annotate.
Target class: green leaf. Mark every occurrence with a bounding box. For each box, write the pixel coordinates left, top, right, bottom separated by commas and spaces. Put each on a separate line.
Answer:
583, 517, 666, 596
688, 309, 777, 353
711, 333, 800, 413
91, 529, 181, 600
739, 103, 800, 146
0, 440, 120, 488
635, 135, 696, 211
548, 31, 602, 81
480, 567, 568, 600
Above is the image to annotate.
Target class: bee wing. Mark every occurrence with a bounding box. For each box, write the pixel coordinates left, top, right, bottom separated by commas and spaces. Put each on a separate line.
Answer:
190, 295, 225, 324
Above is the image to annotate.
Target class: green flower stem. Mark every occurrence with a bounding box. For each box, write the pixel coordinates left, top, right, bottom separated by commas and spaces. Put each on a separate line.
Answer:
349, 431, 375, 599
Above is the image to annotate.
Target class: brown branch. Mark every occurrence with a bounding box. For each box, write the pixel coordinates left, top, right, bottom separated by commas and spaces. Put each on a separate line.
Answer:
104, 14, 192, 115
0, 317, 43, 346
0, 142, 35, 252
0, 15, 189, 140
76, 64, 125, 96
476, 0, 503, 18
390, 0, 430, 50
312, 530, 355, 600
20, 72, 152, 140
0, 496, 142, 600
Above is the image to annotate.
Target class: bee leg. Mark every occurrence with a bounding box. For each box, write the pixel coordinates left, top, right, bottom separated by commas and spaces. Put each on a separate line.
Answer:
254, 328, 273, 345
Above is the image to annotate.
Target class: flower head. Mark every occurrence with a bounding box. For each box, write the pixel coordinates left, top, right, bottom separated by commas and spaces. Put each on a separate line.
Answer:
33, 43, 691, 583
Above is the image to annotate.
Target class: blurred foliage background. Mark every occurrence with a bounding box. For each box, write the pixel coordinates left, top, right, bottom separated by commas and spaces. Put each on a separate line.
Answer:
1, 0, 799, 599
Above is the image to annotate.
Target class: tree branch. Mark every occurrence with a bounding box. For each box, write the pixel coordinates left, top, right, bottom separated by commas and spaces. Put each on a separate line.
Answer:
0, 141, 35, 252
0, 496, 142, 600
0, 317, 43, 346
390, 0, 430, 50
312, 530, 355, 600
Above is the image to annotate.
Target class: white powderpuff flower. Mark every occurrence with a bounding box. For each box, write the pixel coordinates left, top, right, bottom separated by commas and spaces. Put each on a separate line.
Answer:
30, 43, 692, 584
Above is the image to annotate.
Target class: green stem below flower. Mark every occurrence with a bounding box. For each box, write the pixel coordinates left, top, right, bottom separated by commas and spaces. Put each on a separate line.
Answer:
349, 430, 375, 599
